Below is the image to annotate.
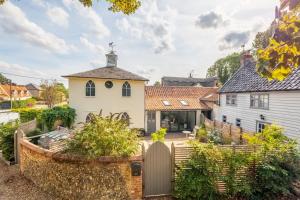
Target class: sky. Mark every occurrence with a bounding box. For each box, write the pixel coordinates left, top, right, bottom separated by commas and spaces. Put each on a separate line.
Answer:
0, 0, 278, 86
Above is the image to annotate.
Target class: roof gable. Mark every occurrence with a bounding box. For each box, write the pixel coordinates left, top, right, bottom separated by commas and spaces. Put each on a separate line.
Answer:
219, 61, 300, 93
63, 66, 148, 81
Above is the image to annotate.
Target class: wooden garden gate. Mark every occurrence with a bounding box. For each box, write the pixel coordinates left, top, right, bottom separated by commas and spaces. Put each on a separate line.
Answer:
143, 142, 172, 197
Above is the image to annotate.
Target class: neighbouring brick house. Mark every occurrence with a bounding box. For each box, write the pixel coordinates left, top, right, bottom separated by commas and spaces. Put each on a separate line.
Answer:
145, 86, 218, 134
215, 53, 300, 141
0, 84, 32, 101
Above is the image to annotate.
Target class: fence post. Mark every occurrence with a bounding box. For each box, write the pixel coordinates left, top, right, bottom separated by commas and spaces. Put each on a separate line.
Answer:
14, 128, 24, 165
240, 127, 243, 144
232, 143, 236, 154
141, 143, 145, 197
171, 142, 175, 193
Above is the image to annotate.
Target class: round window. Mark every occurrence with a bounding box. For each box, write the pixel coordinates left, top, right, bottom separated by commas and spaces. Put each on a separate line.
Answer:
105, 81, 113, 89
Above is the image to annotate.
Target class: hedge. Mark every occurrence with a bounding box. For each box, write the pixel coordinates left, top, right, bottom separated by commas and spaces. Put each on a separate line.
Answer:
12, 108, 43, 123
0, 98, 36, 109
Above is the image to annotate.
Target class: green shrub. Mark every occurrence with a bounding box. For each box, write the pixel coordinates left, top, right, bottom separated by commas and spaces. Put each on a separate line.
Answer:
175, 125, 299, 200
175, 142, 252, 200
67, 113, 139, 158
151, 128, 167, 142
41, 106, 76, 130
13, 108, 43, 123
0, 122, 18, 161
9, 98, 36, 109
207, 128, 222, 144
221, 149, 252, 198
197, 125, 208, 142
244, 125, 300, 200
175, 142, 223, 200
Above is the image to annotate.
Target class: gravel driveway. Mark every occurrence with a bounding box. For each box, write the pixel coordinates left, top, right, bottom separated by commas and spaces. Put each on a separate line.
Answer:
0, 161, 59, 200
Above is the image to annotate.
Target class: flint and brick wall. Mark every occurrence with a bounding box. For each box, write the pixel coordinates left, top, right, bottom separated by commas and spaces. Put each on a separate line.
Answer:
19, 139, 143, 200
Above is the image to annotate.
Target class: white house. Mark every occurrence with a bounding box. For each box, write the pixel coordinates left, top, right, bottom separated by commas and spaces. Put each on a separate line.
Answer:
215, 54, 300, 140
63, 50, 148, 128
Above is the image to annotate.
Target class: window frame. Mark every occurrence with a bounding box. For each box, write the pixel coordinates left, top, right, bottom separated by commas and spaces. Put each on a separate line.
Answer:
85, 80, 95, 97
250, 94, 269, 110
122, 81, 131, 97
225, 94, 237, 106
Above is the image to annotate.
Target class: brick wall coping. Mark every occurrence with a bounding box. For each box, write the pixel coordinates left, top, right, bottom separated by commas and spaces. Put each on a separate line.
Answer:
20, 139, 142, 164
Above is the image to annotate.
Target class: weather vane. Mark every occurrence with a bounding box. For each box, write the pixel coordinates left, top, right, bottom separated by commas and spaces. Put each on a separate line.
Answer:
109, 42, 115, 51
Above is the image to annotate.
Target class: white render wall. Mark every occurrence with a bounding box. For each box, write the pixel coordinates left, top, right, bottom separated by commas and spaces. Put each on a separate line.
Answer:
0, 110, 19, 124
68, 77, 145, 128
214, 91, 300, 141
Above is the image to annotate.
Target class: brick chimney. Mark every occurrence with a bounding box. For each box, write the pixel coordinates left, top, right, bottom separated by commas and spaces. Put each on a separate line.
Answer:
241, 50, 254, 67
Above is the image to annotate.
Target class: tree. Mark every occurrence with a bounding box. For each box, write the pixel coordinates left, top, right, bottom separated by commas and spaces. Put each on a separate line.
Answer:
0, 73, 11, 84
0, 0, 141, 15
252, 29, 273, 50
206, 52, 241, 85
56, 83, 69, 99
40, 81, 67, 108
154, 81, 161, 86
256, 7, 300, 81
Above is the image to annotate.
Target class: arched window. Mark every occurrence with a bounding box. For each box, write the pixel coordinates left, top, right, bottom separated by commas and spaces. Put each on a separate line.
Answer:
86, 80, 95, 96
122, 81, 131, 97
121, 112, 130, 126
86, 113, 93, 123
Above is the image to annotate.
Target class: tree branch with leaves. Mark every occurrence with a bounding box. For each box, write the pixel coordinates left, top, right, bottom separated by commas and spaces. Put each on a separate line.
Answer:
0, 0, 141, 15
256, 9, 300, 81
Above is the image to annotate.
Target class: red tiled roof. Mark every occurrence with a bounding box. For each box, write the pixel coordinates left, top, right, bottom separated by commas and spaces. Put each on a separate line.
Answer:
0, 84, 32, 98
145, 86, 218, 111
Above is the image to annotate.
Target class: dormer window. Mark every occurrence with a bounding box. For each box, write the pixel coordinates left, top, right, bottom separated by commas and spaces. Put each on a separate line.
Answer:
86, 80, 95, 96
162, 100, 171, 106
122, 81, 131, 97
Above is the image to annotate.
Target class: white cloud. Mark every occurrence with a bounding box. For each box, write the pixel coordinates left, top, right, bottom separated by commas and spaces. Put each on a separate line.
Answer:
116, 0, 177, 54
0, 2, 75, 54
219, 30, 251, 50
136, 68, 156, 79
47, 7, 69, 28
90, 60, 105, 68
62, 0, 110, 39
195, 11, 229, 29
80, 36, 105, 54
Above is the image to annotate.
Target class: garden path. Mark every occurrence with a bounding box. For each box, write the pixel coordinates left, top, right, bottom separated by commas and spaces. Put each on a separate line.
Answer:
0, 160, 59, 200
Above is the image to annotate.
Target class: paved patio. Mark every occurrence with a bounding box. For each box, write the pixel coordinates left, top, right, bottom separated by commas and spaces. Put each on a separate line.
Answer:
142, 132, 189, 150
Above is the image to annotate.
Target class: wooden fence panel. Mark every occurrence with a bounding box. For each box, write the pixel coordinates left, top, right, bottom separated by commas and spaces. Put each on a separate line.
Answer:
173, 144, 257, 193
204, 118, 247, 144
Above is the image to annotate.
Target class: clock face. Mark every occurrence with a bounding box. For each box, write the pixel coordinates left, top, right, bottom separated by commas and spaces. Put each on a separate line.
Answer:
105, 81, 113, 89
